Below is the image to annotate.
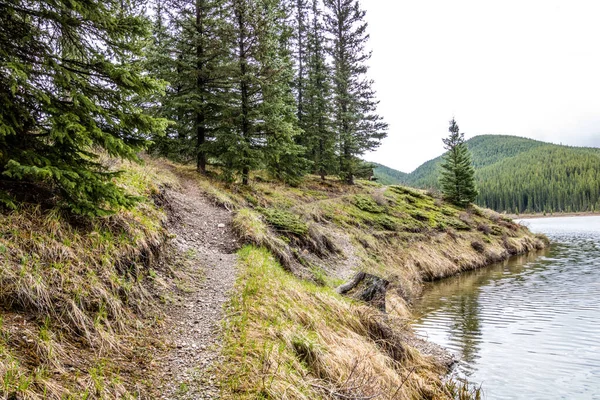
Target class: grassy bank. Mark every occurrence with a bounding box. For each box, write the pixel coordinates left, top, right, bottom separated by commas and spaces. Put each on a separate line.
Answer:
0, 159, 546, 399
0, 158, 181, 399
222, 246, 448, 399
196, 170, 546, 399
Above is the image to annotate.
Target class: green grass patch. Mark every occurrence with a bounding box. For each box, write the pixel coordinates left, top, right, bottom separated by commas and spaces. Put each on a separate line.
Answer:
220, 245, 463, 400
258, 208, 308, 236
352, 194, 385, 213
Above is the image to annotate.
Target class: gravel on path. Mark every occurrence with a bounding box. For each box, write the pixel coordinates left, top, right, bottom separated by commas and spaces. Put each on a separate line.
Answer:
156, 175, 238, 400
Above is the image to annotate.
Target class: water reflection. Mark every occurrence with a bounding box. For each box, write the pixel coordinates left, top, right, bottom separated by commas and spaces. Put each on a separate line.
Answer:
412, 216, 600, 399
414, 251, 547, 374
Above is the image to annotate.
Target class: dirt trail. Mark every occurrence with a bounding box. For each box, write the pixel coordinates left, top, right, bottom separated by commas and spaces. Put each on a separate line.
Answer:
156, 175, 238, 399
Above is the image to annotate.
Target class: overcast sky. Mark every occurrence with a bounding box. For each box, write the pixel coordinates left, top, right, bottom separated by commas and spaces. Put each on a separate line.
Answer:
363, 0, 600, 173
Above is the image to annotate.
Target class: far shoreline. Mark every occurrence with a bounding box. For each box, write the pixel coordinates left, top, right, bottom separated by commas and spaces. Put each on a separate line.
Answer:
506, 211, 600, 220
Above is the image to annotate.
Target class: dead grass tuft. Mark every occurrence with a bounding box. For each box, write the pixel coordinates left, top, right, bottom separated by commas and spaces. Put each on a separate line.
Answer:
0, 157, 178, 398
221, 246, 451, 400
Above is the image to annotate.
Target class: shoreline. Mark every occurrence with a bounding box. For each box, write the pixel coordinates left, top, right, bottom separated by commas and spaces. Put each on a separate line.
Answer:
506, 211, 600, 220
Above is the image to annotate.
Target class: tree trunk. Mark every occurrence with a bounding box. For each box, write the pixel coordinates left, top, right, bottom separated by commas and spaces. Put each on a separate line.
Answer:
337, 272, 389, 312
195, 0, 206, 173
237, 2, 250, 185
296, 0, 305, 123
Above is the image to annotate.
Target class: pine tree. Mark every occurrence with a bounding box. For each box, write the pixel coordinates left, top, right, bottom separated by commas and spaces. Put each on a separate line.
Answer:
261, 0, 308, 185
146, 0, 181, 157
148, 0, 232, 172
303, 0, 336, 179
292, 0, 310, 126
0, 0, 167, 215
439, 118, 478, 207
218, 0, 305, 185
323, 0, 387, 184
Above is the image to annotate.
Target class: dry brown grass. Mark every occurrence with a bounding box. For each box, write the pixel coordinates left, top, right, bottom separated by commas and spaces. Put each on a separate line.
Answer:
0, 158, 179, 399
215, 176, 544, 400
221, 246, 452, 400
0, 159, 543, 399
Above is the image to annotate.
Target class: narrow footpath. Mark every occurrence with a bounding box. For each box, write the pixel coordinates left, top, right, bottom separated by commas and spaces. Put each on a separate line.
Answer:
156, 175, 238, 399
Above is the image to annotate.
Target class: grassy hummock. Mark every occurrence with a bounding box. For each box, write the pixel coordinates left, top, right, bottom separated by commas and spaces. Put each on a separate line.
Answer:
221, 246, 449, 399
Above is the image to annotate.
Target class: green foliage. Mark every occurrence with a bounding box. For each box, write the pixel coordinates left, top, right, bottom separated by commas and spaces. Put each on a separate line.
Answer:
352, 195, 384, 213
147, 0, 233, 173
395, 134, 600, 213
143, 0, 386, 187
0, 0, 167, 215
439, 119, 478, 207
298, 0, 338, 179
323, 0, 388, 184
476, 145, 600, 213
372, 163, 408, 185
259, 208, 309, 236
219, 0, 307, 184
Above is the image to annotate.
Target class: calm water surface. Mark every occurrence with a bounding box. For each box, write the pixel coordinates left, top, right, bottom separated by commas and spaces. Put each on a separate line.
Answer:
412, 216, 600, 399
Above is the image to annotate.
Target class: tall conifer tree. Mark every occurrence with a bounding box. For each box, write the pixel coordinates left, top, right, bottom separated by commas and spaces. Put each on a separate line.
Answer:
220, 0, 305, 184
292, 0, 310, 126
439, 118, 478, 207
304, 0, 336, 179
261, 0, 308, 185
0, 0, 167, 215
323, 0, 387, 184
149, 0, 232, 172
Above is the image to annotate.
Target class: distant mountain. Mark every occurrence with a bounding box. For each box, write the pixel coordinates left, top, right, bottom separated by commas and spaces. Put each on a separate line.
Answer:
372, 162, 408, 185
374, 135, 600, 213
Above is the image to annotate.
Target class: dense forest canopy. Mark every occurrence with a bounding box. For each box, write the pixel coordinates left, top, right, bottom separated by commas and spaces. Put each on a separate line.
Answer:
0, 0, 387, 213
0, 0, 168, 215
2, 0, 598, 217
146, 0, 387, 185
375, 135, 600, 214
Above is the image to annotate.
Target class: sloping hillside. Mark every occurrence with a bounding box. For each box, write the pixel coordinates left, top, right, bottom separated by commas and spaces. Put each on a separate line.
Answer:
372, 162, 409, 185
407, 135, 546, 188
0, 157, 547, 399
376, 135, 600, 213
202, 170, 546, 399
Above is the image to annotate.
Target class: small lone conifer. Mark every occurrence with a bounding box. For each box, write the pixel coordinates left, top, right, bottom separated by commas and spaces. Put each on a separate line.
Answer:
439, 118, 478, 207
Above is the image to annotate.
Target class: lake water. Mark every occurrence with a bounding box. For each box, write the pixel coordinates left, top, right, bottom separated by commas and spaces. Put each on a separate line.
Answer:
412, 216, 600, 399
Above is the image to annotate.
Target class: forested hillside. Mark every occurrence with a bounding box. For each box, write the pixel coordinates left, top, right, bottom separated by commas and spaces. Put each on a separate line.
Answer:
406, 135, 546, 188
375, 135, 600, 214
477, 146, 600, 213
371, 162, 408, 184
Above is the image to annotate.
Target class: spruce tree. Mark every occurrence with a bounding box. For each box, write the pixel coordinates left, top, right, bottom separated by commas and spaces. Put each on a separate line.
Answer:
303, 0, 337, 179
219, 0, 305, 185
323, 0, 387, 184
292, 0, 310, 126
439, 118, 478, 207
261, 0, 308, 185
148, 0, 232, 172
0, 0, 167, 215
146, 1, 181, 157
